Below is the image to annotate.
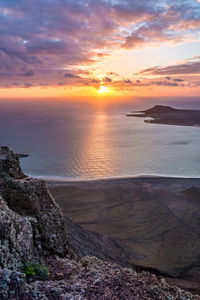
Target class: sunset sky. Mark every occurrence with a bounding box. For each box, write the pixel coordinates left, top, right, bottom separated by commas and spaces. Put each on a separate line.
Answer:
1, 0, 200, 98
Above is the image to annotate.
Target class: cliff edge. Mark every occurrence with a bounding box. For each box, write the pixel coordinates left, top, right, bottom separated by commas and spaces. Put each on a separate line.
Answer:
0, 145, 69, 271
0, 146, 199, 299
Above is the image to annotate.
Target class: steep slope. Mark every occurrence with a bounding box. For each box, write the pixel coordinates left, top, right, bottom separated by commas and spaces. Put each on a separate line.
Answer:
0, 145, 199, 299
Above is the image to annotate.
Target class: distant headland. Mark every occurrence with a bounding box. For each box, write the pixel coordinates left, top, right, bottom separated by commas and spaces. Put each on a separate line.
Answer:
127, 105, 200, 127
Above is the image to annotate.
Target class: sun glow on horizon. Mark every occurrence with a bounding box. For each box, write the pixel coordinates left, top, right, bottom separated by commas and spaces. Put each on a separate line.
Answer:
97, 86, 111, 94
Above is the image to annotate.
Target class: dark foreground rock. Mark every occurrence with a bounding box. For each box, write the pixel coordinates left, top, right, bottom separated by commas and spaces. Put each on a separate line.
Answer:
1, 257, 200, 300
0, 145, 69, 271
127, 105, 200, 126
0, 145, 200, 299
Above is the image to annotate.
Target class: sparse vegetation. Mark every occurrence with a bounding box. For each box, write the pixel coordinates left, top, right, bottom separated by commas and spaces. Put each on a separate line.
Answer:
37, 224, 43, 233
22, 261, 50, 281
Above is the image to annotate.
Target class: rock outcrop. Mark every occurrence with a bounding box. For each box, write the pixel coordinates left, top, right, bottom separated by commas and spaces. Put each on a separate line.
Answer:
1, 257, 200, 300
0, 146, 69, 270
0, 145, 199, 299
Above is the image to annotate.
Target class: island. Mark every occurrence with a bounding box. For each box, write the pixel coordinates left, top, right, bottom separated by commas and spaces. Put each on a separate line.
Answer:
127, 105, 200, 127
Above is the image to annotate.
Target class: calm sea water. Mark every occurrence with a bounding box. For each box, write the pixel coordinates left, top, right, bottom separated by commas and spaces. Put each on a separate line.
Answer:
1, 97, 200, 180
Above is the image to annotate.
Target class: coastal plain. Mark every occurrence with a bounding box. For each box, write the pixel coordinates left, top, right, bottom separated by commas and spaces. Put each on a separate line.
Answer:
48, 177, 200, 282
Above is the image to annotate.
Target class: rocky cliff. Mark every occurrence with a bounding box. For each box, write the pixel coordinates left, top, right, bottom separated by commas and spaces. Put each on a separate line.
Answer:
0, 145, 199, 299
0, 146, 69, 271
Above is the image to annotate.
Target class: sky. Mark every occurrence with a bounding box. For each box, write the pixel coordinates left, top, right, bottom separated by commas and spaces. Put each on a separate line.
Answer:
0, 0, 200, 99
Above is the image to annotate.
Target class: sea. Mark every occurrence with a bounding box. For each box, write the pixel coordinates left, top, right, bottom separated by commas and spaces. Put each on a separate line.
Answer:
1, 97, 200, 181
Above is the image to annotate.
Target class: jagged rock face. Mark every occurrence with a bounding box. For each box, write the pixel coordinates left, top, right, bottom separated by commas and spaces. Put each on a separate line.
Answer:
0, 146, 69, 270
32, 257, 200, 299
0, 195, 37, 269
1, 258, 199, 300
0, 269, 47, 300
0, 146, 26, 179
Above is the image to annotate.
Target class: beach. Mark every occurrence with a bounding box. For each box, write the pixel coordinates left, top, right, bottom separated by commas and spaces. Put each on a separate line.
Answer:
48, 176, 200, 282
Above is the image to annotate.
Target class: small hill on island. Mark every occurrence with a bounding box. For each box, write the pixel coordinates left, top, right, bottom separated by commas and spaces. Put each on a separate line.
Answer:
144, 105, 176, 114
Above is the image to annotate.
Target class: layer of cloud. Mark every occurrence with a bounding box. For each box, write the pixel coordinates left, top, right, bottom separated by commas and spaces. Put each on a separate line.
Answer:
138, 56, 200, 75
0, 0, 200, 89
64, 73, 80, 79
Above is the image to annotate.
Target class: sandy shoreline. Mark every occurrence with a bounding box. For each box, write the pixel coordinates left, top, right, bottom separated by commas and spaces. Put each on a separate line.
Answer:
45, 174, 200, 183
47, 175, 200, 190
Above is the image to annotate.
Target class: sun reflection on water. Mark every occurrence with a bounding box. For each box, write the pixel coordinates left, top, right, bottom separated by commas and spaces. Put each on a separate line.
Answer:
81, 111, 114, 177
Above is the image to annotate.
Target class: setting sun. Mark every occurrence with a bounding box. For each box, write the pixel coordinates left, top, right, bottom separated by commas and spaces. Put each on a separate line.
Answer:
97, 86, 111, 94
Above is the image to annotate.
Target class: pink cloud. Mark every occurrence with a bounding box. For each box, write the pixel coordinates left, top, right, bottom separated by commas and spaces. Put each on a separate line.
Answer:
0, 0, 199, 88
